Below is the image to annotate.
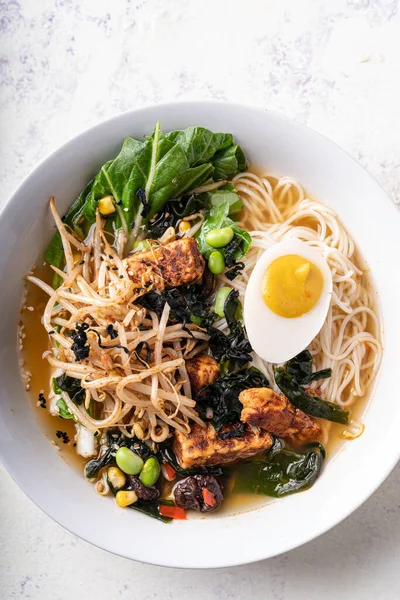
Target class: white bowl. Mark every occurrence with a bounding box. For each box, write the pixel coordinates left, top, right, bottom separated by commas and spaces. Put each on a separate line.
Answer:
1, 102, 399, 569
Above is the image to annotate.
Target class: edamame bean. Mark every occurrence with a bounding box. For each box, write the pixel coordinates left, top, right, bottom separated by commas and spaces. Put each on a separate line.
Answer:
116, 447, 144, 475
190, 315, 202, 326
205, 227, 234, 248
208, 251, 225, 275
214, 286, 232, 318
139, 457, 161, 487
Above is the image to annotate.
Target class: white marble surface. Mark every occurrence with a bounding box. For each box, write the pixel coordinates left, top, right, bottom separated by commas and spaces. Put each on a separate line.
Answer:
1, 0, 400, 598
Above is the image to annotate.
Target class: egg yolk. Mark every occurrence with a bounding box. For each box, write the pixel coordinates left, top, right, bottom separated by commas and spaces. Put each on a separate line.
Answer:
261, 254, 324, 318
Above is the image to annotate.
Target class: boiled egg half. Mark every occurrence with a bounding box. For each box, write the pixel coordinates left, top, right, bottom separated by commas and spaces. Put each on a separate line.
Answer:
244, 239, 332, 364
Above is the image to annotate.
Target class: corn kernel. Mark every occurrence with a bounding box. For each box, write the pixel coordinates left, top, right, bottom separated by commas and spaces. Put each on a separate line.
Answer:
107, 466, 126, 491
115, 490, 138, 508
179, 220, 191, 233
98, 196, 116, 215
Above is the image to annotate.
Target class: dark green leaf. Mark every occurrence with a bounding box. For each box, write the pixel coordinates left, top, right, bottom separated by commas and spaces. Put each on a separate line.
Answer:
286, 350, 332, 385
275, 368, 349, 424
207, 184, 243, 213
44, 232, 63, 274
233, 437, 325, 498
212, 144, 247, 179
196, 191, 251, 261
44, 124, 247, 267
165, 127, 233, 167
45, 177, 96, 269
56, 398, 74, 420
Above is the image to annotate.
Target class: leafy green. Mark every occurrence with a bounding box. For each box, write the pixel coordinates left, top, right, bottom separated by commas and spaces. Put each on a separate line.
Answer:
196, 190, 251, 262
197, 367, 269, 436
45, 178, 95, 271
164, 128, 244, 172
165, 128, 246, 180
212, 144, 247, 179
56, 398, 74, 420
275, 368, 349, 424
207, 184, 243, 213
232, 437, 325, 498
45, 124, 247, 267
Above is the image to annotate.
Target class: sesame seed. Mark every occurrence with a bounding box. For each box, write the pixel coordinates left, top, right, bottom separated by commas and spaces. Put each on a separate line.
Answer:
27, 306, 34, 312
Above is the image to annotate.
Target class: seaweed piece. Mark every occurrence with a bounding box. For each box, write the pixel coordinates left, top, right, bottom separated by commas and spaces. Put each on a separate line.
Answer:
286, 350, 332, 385
52, 373, 85, 405
70, 323, 90, 361
207, 290, 252, 372
196, 367, 269, 435
136, 284, 215, 329
275, 368, 349, 424
233, 437, 325, 498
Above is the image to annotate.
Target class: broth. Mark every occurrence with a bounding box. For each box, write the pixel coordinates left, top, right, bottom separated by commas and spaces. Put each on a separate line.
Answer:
21, 266, 85, 472
19, 169, 382, 517
20, 261, 379, 517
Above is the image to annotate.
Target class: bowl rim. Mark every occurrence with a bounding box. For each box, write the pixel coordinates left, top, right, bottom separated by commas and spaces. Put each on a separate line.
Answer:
1, 100, 399, 568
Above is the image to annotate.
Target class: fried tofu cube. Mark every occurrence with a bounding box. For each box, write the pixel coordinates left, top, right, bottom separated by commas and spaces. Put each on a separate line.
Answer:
185, 354, 220, 396
240, 387, 321, 444
124, 238, 204, 291
173, 423, 272, 469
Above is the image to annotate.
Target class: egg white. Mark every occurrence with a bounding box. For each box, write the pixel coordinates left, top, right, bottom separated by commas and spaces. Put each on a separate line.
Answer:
244, 239, 333, 364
